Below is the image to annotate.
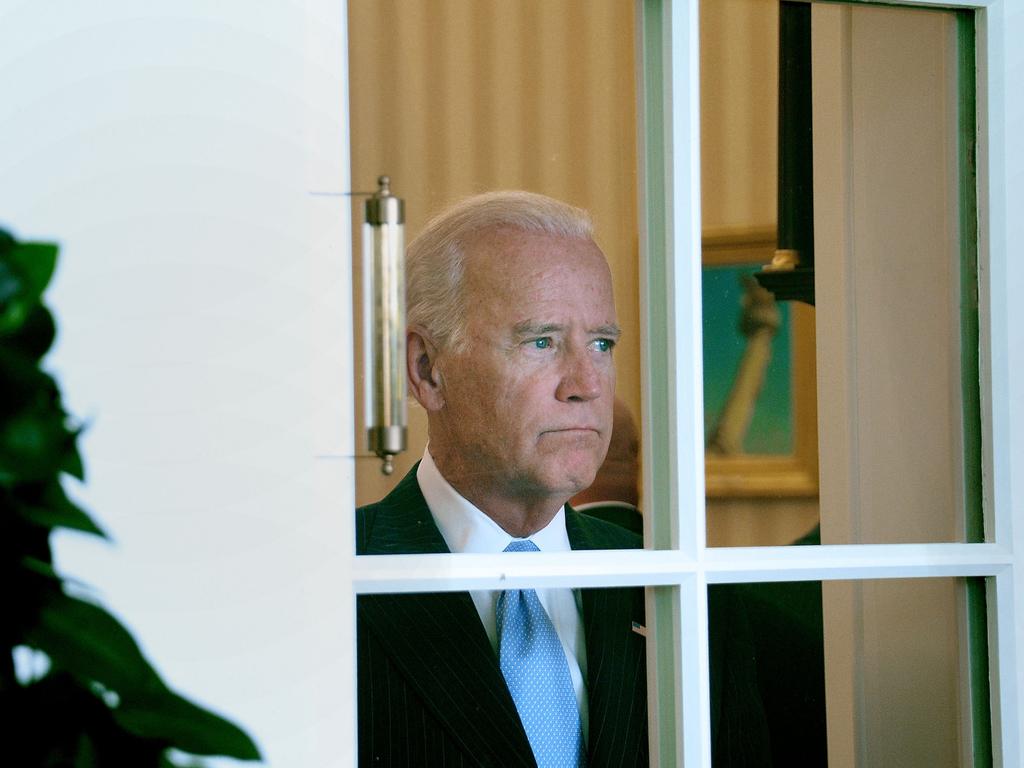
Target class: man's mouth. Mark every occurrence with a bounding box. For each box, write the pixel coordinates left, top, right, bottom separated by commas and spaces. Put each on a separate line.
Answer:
542, 427, 601, 436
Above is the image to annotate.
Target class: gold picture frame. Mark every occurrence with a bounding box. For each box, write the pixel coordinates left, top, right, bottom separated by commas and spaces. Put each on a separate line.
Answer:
701, 227, 819, 498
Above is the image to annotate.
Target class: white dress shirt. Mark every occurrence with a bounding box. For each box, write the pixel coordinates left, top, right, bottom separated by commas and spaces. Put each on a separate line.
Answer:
417, 449, 589, 737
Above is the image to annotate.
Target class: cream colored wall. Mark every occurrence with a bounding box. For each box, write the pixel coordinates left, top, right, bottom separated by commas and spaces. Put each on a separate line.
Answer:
349, 0, 819, 551
700, 0, 779, 235
706, 496, 819, 547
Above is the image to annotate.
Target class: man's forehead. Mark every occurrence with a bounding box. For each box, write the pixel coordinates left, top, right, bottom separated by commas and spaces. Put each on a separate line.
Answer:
459, 228, 616, 328
464, 230, 610, 284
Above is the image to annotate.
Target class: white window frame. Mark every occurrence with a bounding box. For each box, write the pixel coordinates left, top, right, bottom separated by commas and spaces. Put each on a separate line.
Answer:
327, 1, 1024, 766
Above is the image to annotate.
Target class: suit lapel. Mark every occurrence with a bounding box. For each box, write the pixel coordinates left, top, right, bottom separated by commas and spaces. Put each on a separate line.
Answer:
359, 468, 536, 767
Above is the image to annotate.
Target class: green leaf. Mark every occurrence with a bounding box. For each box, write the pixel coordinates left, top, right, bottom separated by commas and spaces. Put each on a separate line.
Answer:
0, 353, 80, 485
0, 303, 57, 360
59, 432, 87, 481
10, 242, 58, 296
0, 241, 58, 336
11, 479, 106, 537
23, 591, 166, 697
115, 691, 262, 761
0, 405, 78, 483
0, 229, 23, 305
0, 347, 55, 415
22, 592, 261, 760
18, 554, 63, 581
0, 258, 20, 307
18, 499, 106, 537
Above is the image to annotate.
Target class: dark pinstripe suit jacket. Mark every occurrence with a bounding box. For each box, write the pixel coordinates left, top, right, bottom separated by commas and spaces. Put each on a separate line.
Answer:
357, 466, 649, 767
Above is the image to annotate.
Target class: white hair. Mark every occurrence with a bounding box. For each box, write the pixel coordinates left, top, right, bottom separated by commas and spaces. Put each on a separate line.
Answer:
406, 190, 594, 351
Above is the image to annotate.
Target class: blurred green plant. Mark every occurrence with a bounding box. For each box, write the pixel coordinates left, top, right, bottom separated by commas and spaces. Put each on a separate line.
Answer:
1, 228, 260, 766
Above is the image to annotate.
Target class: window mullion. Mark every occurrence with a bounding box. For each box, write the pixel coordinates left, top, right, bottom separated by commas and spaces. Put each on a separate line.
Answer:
679, 576, 713, 768
990, 573, 1021, 766
639, 0, 706, 764
977, 4, 1024, 765
350, 543, 1011, 595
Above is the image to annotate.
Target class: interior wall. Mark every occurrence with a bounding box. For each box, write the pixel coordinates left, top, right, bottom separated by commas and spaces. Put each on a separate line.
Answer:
700, 0, 779, 235
706, 496, 819, 547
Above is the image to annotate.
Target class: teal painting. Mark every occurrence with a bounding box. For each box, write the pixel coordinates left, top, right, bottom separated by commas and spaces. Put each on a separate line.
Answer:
702, 264, 794, 455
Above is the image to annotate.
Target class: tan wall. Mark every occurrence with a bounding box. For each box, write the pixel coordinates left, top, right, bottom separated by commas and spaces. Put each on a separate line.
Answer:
700, 0, 779, 235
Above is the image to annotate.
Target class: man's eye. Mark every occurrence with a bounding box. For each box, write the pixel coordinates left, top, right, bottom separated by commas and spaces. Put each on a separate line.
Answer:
591, 338, 615, 353
530, 337, 552, 350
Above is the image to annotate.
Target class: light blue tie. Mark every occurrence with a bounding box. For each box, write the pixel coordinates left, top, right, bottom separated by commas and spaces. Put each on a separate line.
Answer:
497, 540, 586, 768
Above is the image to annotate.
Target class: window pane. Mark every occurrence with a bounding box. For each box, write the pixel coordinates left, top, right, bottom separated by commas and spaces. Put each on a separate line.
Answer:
701, 1, 980, 548
813, 4, 979, 546
700, 0, 822, 547
357, 585, 649, 765
709, 580, 827, 765
347, 0, 641, 509
710, 577, 991, 767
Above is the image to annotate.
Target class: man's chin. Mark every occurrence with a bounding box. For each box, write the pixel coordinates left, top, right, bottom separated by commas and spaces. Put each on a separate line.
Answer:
517, 444, 607, 498
549, 464, 601, 500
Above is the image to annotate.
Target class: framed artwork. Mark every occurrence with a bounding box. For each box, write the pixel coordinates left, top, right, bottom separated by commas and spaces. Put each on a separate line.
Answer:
701, 228, 818, 498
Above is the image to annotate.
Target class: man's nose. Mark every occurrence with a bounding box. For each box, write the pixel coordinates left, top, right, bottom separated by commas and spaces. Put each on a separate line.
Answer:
555, 349, 603, 402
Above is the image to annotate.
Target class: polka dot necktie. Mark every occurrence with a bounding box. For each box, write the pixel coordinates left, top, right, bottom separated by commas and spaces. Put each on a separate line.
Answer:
497, 540, 586, 768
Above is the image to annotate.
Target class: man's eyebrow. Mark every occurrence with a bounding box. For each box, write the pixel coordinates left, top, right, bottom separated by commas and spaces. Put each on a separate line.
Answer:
511, 321, 622, 339
512, 321, 564, 337
591, 323, 622, 339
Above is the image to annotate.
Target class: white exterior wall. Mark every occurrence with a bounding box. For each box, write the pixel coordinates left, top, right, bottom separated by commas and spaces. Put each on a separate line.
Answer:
0, 2, 354, 765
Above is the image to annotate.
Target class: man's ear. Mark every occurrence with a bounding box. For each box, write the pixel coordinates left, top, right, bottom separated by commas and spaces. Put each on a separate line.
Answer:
407, 327, 445, 411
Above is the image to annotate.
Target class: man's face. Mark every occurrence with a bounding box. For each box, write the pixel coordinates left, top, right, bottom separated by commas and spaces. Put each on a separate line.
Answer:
430, 227, 619, 508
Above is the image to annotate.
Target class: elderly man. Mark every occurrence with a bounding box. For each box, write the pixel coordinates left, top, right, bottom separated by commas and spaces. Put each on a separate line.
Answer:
357, 191, 647, 767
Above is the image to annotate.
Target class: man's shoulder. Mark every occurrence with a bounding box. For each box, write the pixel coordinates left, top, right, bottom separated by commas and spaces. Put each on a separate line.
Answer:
568, 505, 643, 551
356, 464, 450, 556
355, 498, 384, 555
573, 501, 643, 537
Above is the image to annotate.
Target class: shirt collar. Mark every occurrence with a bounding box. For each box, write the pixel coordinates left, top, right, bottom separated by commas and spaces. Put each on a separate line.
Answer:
417, 448, 572, 555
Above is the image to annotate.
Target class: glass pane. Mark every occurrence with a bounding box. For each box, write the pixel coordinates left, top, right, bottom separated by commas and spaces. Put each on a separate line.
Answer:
357, 585, 649, 765
347, 0, 642, 513
700, 0, 822, 547
708, 579, 827, 765
701, 0, 980, 547
709, 577, 991, 767
813, 4, 979, 545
